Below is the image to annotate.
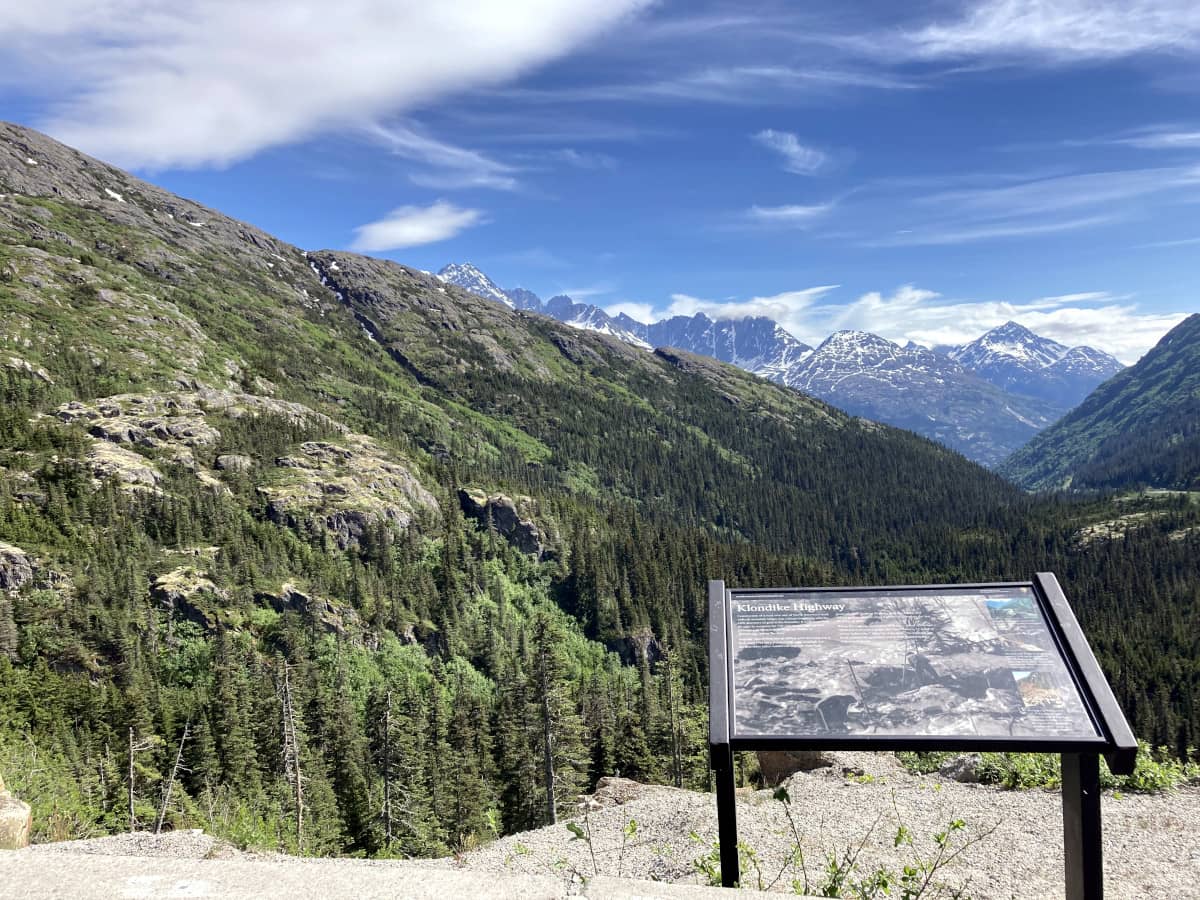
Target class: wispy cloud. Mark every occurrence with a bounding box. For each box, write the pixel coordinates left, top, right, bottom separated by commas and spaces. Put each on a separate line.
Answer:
519, 147, 618, 170
350, 201, 484, 252
608, 286, 840, 331
870, 215, 1119, 246
746, 202, 836, 226
898, 0, 1200, 63
551, 284, 614, 300
5, 0, 650, 168
1139, 235, 1200, 248
751, 129, 827, 175
1118, 127, 1200, 149
861, 163, 1200, 245
497, 64, 920, 106
370, 122, 519, 190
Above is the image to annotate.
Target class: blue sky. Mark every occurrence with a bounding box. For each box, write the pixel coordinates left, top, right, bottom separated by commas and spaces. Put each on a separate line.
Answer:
2, 1, 1198, 361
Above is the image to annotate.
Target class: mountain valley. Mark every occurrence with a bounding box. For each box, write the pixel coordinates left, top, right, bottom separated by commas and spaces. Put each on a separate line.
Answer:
437, 263, 1124, 465
0, 121, 1197, 867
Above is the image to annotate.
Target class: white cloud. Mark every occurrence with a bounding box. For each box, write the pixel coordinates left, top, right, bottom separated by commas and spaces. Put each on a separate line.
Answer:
547, 148, 618, 170
605, 302, 656, 324
5, 0, 649, 168
350, 201, 484, 252
553, 284, 614, 300
752, 129, 827, 174
901, 0, 1200, 63
871, 214, 1119, 246
660, 286, 840, 327
747, 202, 835, 226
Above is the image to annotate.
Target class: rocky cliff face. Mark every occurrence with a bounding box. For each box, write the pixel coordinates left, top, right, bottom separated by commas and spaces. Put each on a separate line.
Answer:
459, 489, 554, 560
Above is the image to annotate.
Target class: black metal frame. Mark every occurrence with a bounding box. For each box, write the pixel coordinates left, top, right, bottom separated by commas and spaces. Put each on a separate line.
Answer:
708, 574, 1136, 898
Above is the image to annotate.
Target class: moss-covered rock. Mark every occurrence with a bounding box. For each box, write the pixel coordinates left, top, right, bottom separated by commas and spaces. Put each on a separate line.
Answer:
152, 566, 227, 630
260, 435, 437, 549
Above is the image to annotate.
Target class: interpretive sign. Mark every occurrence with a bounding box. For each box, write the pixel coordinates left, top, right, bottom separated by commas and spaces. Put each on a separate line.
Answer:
729, 585, 1099, 742
708, 574, 1137, 900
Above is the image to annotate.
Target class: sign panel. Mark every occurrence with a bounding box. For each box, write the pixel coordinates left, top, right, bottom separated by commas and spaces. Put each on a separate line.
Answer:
728, 585, 1099, 740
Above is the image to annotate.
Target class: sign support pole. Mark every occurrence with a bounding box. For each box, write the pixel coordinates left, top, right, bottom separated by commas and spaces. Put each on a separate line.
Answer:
708, 580, 740, 888
1061, 753, 1103, 900
712, 743, 740, 888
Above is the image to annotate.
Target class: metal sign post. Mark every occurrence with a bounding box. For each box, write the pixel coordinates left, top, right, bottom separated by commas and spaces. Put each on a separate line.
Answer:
708, 575, 1136, 898
707, 579, 739, 887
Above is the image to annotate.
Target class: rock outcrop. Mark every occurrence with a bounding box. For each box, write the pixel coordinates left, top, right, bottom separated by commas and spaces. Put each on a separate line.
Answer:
458, 488, 551, 559
256, 583, 360, 636
151, 567, 227, 630
0, 772, 32, 850
755, 750, 834, 786
261, 436, 437, 549
0, 543, 33, 592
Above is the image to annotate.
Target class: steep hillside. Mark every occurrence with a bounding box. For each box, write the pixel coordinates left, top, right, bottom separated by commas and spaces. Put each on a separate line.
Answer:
1001, 315, 1200, 491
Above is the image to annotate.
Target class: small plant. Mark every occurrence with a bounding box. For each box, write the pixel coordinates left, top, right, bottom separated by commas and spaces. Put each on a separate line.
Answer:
1101, 742, 1200, 793
900, 745, 1200, 794
689, 786, 994, 897
564, 807, 640, 879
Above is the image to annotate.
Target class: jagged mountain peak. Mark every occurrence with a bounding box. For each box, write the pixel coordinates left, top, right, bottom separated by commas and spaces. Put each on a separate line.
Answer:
436, 262, 512, 308
951, 322, 1068, 369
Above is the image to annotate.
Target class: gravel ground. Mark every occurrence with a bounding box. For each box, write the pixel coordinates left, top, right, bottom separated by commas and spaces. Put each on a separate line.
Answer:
458, 752, 1200, 899
14, 754, 1200, 899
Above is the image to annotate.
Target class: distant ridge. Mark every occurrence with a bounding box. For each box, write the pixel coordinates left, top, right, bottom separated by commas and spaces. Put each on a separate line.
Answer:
437, 262, 1125, 465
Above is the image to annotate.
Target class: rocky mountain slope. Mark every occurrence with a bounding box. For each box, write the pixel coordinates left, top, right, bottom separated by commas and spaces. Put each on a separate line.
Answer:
437, 265, 1124, 466
1001, 314, 1200, 491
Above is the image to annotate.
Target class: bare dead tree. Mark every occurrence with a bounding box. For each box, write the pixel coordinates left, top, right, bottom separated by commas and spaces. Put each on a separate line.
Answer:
155, 720, 190, 834
382, 691, 393, 848
127, 727, 154, 832
280, 664, 305, 852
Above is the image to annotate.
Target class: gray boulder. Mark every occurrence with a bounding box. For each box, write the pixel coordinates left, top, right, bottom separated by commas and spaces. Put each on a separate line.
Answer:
0, 772, 32, 849
756, 750, 834, 786
938, 753, 983, 783
0, 543, 33, 592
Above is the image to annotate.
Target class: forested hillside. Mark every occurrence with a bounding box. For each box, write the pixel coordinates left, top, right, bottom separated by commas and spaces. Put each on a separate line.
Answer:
1002, 314, 1200, 492
1, 122, 1198, 857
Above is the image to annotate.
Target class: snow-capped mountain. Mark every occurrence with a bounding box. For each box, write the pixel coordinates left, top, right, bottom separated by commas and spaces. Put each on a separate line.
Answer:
781, 331, 1061, 465
947, 322, 1124, 407
544, 295, 651, 348
646, 315, 814, 376
435, 262, 1126, 466
950, 321, 1068, 376
436, 263, 514, 308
